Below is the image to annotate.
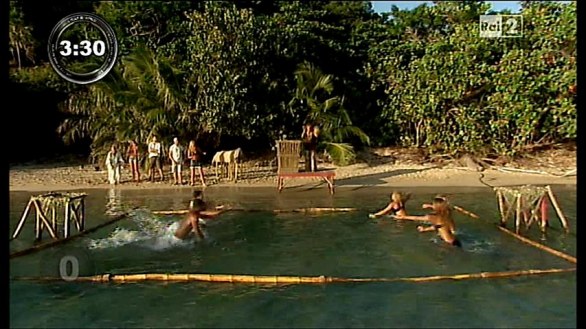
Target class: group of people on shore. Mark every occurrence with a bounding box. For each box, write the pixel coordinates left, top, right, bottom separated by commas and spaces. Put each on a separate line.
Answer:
367, 192, 479, 247
104, 136, 207, 186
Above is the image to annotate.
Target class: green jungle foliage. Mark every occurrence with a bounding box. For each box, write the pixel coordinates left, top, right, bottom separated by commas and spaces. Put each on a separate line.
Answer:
9, 1, 576, 164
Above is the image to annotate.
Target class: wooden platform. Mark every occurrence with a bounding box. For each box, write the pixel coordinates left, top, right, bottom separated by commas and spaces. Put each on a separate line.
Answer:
277, 171, 336, 194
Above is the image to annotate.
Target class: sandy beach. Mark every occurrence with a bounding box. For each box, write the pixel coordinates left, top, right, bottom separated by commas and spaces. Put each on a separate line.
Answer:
9, 146, 576, 192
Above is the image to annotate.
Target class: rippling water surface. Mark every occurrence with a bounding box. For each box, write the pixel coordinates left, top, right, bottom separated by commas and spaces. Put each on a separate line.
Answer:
10, 186, 576, 328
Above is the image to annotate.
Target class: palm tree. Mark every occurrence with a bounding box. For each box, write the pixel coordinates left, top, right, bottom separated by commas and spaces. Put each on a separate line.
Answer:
57, 45, 191, 166
9, 4, 36, 69
290, 61, 370, 165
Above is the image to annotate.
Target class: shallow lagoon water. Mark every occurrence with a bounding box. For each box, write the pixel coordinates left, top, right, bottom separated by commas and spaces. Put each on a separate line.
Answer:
9, 186, 576, 328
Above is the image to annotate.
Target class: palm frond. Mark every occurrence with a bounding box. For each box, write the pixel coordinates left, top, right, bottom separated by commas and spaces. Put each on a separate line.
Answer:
324, 142, 356, 166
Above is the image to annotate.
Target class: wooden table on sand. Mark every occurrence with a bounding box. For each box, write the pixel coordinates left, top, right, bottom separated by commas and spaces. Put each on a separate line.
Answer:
277, 170, 336, 194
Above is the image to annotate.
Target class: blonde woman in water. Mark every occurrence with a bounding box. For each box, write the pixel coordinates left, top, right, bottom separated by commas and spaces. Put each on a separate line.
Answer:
369, 191, 410, 218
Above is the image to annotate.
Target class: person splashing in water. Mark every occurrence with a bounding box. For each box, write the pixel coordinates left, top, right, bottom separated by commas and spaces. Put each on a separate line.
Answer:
393, 197, 462, 247
369, 191, 410, 219
174, 199, 209, 240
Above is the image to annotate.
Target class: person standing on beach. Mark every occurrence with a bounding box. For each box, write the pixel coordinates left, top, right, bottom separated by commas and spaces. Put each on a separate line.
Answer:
302, 123, 319, 172
126, 140, 141, 183
147, 136, 164, 182
187, 140, 207, 187
169, 137, 184, 185
105, 144, 124, 185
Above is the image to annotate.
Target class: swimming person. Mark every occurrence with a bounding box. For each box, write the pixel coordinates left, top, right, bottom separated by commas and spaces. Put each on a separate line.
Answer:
189, 190, 226, 225
189, 190, 204, 209
393, 197, 461, 247
369, 192, 410, 219
174, 199, 208, 240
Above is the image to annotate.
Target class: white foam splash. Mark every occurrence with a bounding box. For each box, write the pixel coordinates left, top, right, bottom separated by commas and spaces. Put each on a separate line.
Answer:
88, 209, 196, 251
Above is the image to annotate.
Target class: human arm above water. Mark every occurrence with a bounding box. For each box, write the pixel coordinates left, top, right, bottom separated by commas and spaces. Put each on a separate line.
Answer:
369, 202, 395, 218
200, 208, 225, 219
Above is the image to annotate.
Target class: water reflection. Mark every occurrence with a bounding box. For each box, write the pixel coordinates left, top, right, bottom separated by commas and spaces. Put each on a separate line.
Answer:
105, 188, 123, 216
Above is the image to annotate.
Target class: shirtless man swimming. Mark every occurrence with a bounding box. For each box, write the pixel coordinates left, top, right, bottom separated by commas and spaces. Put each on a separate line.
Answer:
174, 197, 225, 240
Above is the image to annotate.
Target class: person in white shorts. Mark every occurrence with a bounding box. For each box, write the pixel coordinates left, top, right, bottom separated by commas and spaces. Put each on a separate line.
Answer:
148, 136, 164, 182
105, 144, 124, 185
169, 137, 184, 185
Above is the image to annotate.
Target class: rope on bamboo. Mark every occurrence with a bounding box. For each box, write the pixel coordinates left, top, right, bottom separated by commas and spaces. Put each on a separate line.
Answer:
9, 212, 129, 259
152, 207, 357, 216
497, 226, 577, 264
12, 267, 575, 284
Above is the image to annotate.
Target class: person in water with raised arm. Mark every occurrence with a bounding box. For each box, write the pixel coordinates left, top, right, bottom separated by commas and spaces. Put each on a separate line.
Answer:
174, 198, 226, 241
369, 191, 410, 218
393, 196, 462, 247
174, 198, 207, 240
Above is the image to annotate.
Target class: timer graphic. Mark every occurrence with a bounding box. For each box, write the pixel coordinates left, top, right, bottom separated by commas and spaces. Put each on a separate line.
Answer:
47, 12, 118, 85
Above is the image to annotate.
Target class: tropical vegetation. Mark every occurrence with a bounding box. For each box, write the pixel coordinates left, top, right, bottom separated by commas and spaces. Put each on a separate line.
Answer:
9, 1, 576, 164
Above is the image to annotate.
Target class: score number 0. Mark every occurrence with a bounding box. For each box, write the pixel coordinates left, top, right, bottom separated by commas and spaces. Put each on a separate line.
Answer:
59, 40, 106, 57
59, 255, 80, 281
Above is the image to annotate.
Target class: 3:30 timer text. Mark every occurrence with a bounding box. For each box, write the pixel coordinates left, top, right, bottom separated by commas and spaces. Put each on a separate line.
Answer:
59, 40, 106, 57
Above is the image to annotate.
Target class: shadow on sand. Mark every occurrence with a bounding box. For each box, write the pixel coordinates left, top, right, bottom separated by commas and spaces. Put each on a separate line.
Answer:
295, 167, 435, 192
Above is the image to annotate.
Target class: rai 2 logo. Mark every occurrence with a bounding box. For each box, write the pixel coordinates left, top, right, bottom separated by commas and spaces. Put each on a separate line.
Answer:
479, 15, 523, 38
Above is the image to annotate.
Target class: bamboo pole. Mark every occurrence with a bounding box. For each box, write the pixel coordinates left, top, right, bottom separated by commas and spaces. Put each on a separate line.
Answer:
453, 205, 480, 219
10, 212, 129, 259
51, 204, 56, 234
546, 185, 570, 233
80, 199, 85, 231
503, 194, 516, 223
497, 191, 507, 226
34, 200, 42, 241
515, 194, 522, 234
37, 206, 58, 239
64, 200, 70, 238
498, 226, 576, 264
152, 207, 358, 216
12, 200, 33, 239
13, 267, 575, 285
540, 195, 549, 232
70, 202, 81, 231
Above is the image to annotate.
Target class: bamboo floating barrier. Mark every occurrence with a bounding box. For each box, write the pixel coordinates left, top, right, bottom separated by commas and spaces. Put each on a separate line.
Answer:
497, 226, 576, 264
10, 212, 129, 259
546, 185, 570, 233
13, 267, 575, 285
152, 207, 357, 216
